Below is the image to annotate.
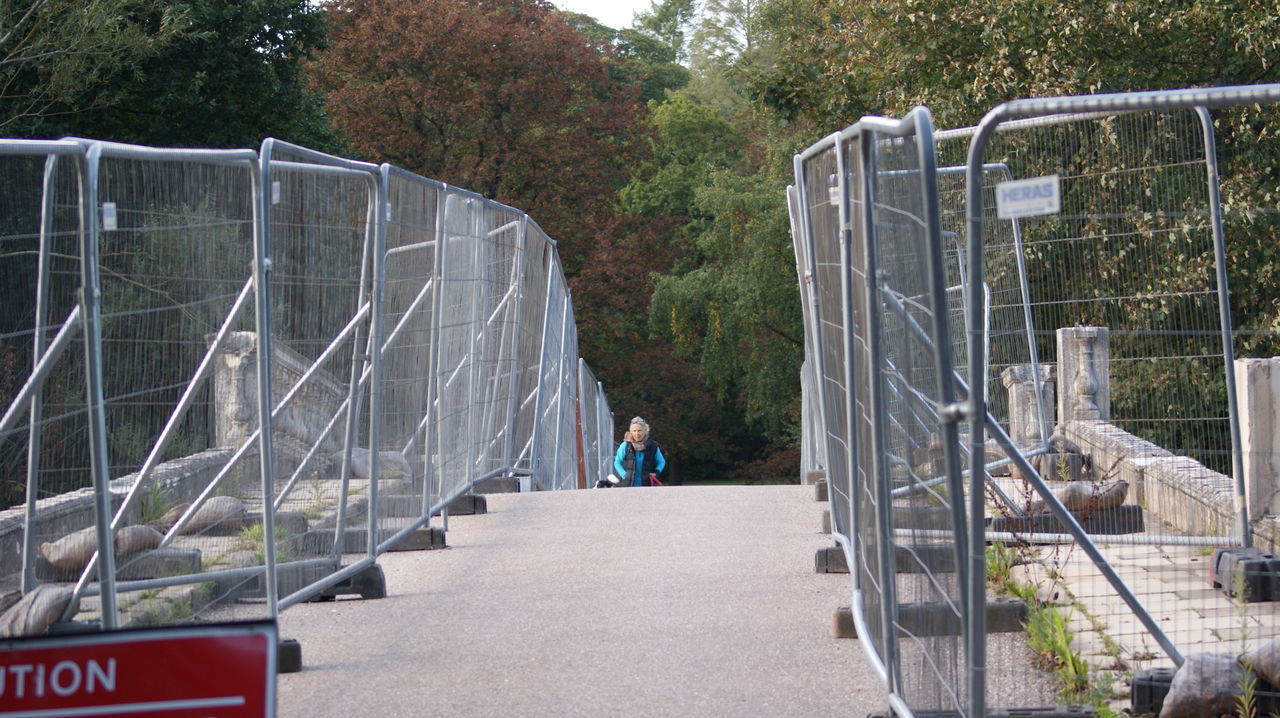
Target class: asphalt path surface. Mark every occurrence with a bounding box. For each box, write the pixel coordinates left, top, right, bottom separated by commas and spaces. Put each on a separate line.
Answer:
277, 484, 888, 716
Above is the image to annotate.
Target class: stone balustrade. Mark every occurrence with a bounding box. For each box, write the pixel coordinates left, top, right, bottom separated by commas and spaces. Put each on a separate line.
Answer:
1003, 327, 1280, 549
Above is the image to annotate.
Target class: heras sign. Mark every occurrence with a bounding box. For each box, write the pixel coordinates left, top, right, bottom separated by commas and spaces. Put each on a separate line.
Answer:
995, 174, 1062, 219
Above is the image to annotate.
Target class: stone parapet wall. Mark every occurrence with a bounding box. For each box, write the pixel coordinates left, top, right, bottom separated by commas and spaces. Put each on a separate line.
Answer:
0, 447, 242, 586
1059, 420, 1171, 505
1062, 419, 1250, 541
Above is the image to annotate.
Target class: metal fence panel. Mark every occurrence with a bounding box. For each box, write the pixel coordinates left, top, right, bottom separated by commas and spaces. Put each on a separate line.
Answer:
794, 84, 1280, 716
512, 224, 553, 474
0, 144, 88, 601
380, 167, 443, 536
259, 141, 383, 609
795, 139, 855, 545
579, 360, 601, 487
553, 307, 581, 491
0, 133, 609, 641
469, 203, 524, 483
90, 145, 268, 628
862, 115, 971, 715
532, 262, 569, 490
952, 86, 1280, 715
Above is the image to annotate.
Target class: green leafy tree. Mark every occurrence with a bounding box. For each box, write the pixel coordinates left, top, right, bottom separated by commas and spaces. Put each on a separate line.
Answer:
612, 28, 692, 103
759, 0, 1280, 128
1, 0, 333, 148
633, 0, 698, 64
559, 10, 691, 104
0, 0, 187, 136
691, 0, 767, 67
62, 0, 336, 149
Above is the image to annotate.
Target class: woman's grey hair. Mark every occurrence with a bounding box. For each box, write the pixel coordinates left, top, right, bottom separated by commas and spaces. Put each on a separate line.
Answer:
629, 417, 650, 434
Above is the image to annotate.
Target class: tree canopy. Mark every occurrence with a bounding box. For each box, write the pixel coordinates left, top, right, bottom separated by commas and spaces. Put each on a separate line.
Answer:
1, 0, 334, 148
312, 0, 646, 261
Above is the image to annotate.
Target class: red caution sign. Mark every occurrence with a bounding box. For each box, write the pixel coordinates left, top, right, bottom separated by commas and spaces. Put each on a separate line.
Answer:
0, 621, 276, 717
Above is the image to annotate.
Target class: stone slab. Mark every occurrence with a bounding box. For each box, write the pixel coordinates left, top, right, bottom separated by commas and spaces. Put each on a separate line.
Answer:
895, 598, 1028, 637
236, 560, 338, 601
35, 547, 203, 583
815, 544, 958, 575
895, 544, 957, 574
835, 598, 1027, 638
244, 512, 310, 535
378, 495, 425, 519
893, 505, 958, 531
116, 548, 203, 581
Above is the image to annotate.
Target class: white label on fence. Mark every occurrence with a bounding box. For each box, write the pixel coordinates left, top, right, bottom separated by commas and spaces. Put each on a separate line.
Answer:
996, 174, 1060, 219
101, 202, 117, 231
271, 181, 281, 205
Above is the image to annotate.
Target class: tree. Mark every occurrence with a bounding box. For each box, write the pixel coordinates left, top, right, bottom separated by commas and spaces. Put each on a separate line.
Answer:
558, 10, 691, 104
758, 0, 1280, 129
312, 0, 647, 261
691, 0, 767, 67
633, 0, 698, 64
621, 90, 805, 459
611, 28, 692, 104
46, 0, 336, 149
0, 0, 187, 136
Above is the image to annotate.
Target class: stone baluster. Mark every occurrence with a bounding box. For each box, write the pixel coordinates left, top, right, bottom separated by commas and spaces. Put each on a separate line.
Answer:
1057, 326, 1110, 423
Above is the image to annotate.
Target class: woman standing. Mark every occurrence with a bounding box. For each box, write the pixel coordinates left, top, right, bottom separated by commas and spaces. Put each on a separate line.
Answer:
613, 417, 666, 487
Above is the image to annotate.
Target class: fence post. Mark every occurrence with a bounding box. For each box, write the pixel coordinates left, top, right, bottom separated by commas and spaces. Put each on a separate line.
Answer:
1236, 357, 1280, 522
1057, 326, 1109, 422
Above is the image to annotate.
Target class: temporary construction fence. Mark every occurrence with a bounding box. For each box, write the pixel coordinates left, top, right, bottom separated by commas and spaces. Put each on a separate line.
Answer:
791, 84, 1280, 716
0, 137, 612, 635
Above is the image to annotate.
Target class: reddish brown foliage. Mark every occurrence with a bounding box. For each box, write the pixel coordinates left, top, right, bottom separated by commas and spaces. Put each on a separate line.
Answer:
311, 0, 646, 255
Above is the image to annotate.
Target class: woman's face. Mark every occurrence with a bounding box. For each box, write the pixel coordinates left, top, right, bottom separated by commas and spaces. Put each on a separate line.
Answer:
629, 424, 648, 442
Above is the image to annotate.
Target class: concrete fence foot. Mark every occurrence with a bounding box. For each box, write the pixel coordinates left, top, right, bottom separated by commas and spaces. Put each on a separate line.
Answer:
387, 526, 447, 552
310, 564, 387, 602
815, 546, 847, 574
446, 494, 488, 515
832, 606, 855, 638
279, 638, 303, 673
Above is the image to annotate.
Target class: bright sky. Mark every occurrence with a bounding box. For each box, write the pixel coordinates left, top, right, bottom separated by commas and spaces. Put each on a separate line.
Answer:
553, 0, 653, 29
